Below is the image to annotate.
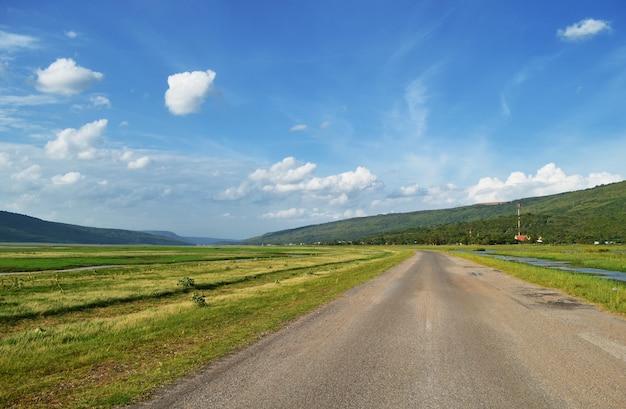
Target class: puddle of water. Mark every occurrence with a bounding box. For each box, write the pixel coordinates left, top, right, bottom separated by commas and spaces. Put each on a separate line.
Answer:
469, 252, 626, 283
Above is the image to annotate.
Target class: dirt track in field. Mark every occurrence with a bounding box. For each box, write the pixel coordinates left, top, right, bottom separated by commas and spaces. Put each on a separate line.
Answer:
128, 251, 626, 408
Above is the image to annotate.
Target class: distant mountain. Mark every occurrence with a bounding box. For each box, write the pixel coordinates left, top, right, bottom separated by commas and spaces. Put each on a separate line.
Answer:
143, 231, 241, 245
244, 181, 626, 245
0, 211, 188, 245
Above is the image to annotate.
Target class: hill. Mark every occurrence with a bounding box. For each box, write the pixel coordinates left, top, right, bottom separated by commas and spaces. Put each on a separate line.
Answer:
0, 211, 188, 245
244, 181, 626, 245
143, 231, 241, 245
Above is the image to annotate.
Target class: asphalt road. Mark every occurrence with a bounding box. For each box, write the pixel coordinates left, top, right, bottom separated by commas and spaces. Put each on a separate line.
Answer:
129, 251, 626, 408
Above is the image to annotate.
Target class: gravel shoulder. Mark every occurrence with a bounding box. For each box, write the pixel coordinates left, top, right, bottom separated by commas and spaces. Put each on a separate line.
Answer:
127, 251, 626, 408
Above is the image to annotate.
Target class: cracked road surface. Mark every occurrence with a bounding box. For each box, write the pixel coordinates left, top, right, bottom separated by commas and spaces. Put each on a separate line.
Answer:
129, 251, 626, 408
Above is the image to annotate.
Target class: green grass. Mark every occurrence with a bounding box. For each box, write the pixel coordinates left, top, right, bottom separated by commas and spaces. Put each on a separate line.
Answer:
0, 245, 326, 273
0, 245, 412, 408
448, 246, 626, 316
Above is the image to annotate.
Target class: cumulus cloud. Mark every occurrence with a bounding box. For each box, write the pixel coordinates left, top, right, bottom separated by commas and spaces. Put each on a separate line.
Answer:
127, 156, 151, 169
467, 163, 621, 203
0, 30, 37, 51
164, 69, 216, 115
45, 119, 107, 159
218, 157, 381, 204
65, 31, 78, 39
71, 96, 112, 111
117, 150, 151, 169
35, 58, 103, 96
289, 124, 308, 132
249, 157, 316, 184
392, 183, 424, 198
557, 18, 611, 41
52, 171, 84, 185
90, 96, 111, 108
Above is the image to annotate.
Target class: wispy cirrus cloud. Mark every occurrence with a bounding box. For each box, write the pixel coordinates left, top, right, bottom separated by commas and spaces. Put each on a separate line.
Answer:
0, 30, 38, 51
0, 94, 59, 106
387, 77, 429, 139
289, 124, 308, 132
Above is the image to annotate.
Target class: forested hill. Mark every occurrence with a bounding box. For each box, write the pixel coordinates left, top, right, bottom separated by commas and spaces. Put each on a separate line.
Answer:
244, 181, 626, 245
0, 211, 187, 245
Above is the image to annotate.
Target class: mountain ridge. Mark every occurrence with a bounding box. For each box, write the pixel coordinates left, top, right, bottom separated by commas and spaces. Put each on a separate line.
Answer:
0, 211, 187, 245
244, 181, 626, 245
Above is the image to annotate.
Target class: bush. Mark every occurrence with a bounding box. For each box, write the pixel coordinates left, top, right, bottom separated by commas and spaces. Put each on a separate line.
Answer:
190, 292, 206, 307
177, 277, 195, 289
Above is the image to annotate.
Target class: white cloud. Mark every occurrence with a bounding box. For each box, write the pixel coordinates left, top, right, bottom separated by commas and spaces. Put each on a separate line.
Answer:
343, 208, 367, 218
65, 31, 78, 39
467, 163, 622, 203
0, 152, 10, 168
35, 58, 103, 96
52, 171, 84, 185
218, 157, 381, 205
127, 156, 151, 169
394, 183, 423, 197
71, 96, 112, 111
289, 124, 308, 132
295, 166, 379, 194
164, 69, 216, 115
0, 95, 59, 106
249, 157, 316, 184
386, 77, 429, 140
90, 96, 111, 108
262, 208, 306, 219
557, 18, 611, 41
330, 193, 349, 205
11, 165, 41, 182
500, 96, 511, 118
0, 30, 37, 51
45, 119, 107, 159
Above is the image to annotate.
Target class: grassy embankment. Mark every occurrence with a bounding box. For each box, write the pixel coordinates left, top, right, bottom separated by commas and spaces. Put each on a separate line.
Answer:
447, 244, 626, 316
0, 245, 412, 408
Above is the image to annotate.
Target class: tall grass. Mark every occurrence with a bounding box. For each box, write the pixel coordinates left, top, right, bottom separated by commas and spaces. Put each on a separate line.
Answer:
0, 246, 411, 408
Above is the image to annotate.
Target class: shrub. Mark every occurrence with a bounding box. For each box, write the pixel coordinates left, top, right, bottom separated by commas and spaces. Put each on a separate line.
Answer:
190, 292, 206, 307
177, 277, 195, 289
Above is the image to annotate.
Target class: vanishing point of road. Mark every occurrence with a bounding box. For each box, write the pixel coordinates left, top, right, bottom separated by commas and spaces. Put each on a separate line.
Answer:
130, 251, 626, 408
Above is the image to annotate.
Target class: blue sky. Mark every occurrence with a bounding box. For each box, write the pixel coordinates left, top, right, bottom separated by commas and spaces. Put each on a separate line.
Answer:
1, 1, 625, 239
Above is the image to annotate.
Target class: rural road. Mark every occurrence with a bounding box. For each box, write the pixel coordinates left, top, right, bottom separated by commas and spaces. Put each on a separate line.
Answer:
129, 251, 626, 408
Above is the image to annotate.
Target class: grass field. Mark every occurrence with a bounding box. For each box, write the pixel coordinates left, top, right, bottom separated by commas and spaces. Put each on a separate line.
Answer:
0, 245, 412, 408
2, 244, 624, 408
